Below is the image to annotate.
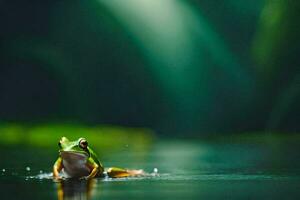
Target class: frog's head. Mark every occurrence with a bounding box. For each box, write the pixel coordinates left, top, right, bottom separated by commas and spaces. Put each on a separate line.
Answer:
58, 137, 90, 160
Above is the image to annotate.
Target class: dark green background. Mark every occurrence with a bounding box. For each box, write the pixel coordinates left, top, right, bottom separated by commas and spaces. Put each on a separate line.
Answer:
1, 0, 299, 135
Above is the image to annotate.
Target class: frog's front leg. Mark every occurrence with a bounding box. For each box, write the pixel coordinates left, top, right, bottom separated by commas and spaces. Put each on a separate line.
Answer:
53, 157, 63, 178
84, 158, 104, 180
85, 164, 100, 180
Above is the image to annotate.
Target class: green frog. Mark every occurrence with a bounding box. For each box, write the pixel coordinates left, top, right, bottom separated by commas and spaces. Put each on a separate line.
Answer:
53, 137, 143, 179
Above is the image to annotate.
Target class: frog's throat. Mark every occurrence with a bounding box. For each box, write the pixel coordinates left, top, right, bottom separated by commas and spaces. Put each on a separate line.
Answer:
59, 151, 89, 159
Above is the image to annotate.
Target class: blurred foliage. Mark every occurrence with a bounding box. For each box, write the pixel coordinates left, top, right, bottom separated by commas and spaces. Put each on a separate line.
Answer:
252, 0, 300, 131
0, 123, 154, 153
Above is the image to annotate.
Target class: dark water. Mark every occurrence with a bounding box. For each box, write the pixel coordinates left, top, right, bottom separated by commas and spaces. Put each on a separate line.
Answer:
1, 140, 300, 199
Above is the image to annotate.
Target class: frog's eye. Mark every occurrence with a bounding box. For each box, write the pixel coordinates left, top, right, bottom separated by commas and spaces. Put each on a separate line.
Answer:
79, 139, 88, 149
58, 141, 62, 148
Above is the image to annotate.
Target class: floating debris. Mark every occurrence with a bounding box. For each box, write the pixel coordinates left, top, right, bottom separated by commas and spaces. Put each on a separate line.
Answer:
39, 170, 43, 174
2, 169, 5, 172
26, 167, 31, 171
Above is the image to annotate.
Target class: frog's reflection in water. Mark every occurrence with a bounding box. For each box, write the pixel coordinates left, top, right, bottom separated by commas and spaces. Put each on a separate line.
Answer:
55, 178, 97, 200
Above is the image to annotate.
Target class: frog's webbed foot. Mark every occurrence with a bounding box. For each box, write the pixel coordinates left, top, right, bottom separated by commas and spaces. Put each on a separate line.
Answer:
107, 167, 144, 178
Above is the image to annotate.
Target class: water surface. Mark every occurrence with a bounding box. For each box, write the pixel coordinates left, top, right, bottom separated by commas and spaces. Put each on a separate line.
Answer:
1, 139, 300, 199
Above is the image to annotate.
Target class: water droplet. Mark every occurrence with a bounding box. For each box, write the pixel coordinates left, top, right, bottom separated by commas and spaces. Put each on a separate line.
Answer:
125, 144, 129, 148
26, 167, 31, 171
153, 168, 158, 173
39, 170, 43, 174
2, 169, 5, 172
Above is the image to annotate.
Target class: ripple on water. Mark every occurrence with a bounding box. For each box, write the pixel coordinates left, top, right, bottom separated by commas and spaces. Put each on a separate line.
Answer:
27, 172, 54, 180
25, 169, 160, 181
21, 170, 299, 182
153, 173, 298, 181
